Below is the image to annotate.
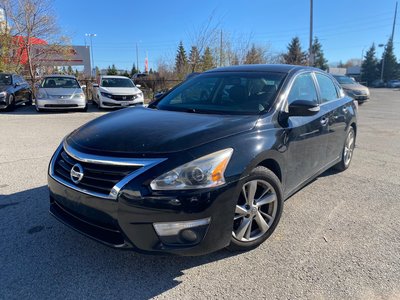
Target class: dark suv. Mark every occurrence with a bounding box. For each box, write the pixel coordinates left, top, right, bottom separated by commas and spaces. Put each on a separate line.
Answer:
0, 73, 32, 111
48, 65, 357, 256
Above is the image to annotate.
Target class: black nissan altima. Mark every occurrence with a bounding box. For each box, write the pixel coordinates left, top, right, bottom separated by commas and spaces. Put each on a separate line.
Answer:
48, 64, 357, 255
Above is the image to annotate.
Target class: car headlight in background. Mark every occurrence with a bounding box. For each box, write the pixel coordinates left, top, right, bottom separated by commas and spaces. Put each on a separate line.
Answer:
0, 91, 7, 98
73, 93, 85, 99
37, 90, 47, 99
136, 92, 143, 99
100, 92, 113, 98
150, 148, 233, 190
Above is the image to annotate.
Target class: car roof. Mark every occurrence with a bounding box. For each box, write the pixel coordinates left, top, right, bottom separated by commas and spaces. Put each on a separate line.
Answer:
44, 74, 77, 79
206, 64, 321, 74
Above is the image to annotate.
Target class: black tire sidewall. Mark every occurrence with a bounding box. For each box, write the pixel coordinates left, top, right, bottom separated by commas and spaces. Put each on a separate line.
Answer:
228, 166, 284, 251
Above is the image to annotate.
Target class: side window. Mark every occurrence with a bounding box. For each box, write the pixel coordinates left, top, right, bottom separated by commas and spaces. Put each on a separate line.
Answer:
287, 73, 318, 105
13, 75, 19, 84
315, 73, 338, 103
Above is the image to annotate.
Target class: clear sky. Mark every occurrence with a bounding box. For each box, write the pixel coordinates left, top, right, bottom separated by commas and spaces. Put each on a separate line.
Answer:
54, 0, 399, 71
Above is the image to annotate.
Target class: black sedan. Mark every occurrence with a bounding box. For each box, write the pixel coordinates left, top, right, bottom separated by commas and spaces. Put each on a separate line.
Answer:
48, 65, 357, 255
0, 73, 32, 111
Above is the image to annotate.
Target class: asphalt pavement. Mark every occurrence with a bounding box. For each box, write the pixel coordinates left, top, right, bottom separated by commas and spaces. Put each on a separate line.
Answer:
1, 90, 399, 300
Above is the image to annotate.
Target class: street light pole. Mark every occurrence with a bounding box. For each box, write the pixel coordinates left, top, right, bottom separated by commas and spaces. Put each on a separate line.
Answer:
85, 33, 96, 77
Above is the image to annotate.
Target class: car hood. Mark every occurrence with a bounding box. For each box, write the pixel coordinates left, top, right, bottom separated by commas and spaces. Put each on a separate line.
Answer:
0, 84, 12, 91
41, 88, 83, 96
341, 83, 368, 91
100, 87, 141, 95
66, 107, 258, 155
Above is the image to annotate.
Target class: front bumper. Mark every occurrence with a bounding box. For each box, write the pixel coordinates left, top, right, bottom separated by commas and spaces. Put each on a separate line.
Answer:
48, 174, 239, 256
99, 95, 144, 108
36, 98, 86, 110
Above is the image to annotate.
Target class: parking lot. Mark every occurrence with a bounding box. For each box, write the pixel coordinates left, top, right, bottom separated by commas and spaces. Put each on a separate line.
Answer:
1, 89, 399, 299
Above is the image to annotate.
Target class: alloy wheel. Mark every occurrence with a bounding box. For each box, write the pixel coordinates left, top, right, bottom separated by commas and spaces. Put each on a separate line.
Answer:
232, 180, 278, 242
344, 130, 355, 166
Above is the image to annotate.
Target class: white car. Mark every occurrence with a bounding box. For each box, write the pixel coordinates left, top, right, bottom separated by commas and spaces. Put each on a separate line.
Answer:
93, 76, 144, 108
35, 75, 87, 112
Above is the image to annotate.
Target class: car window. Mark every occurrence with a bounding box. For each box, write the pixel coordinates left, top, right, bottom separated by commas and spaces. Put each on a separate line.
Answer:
287, 73, 318, 105
13, 75, 21, 84
101, 78, 135, 87
315, 73, 339, 103
42, 77, 80, 88
0, 74, 12, 85
156, 72, 286, 114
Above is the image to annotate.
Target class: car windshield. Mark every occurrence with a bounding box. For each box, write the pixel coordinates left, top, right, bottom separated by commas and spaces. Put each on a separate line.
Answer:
156, 72, 286, 115
101, 78, 135, 88
0, 74, 12, 85
334, 76, 355, 84
42, 77, 80, 88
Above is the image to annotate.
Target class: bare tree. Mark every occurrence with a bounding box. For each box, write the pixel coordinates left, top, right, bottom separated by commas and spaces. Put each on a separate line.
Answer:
1, 0, 71, 84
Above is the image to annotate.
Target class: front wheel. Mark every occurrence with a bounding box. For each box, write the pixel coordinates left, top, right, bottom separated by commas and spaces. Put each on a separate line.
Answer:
26, 92, 33, 106
334, 127, 355, 171
6, 94, 15, 111
227, 166, 283, 251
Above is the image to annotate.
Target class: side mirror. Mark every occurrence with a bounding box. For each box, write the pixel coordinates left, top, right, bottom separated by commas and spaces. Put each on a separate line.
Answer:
154, 92, 165, 100
289, 100, 320, 117
81, 85, 86, 89
92, 83, 99, 88
15, 82, 21, 87
136, 84, 141, 88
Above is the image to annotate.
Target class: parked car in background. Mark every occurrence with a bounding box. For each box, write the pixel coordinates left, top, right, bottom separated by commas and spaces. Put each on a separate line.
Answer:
35, 75, 87, 112
0, 73, 32, 111
48, 64, 357, 256
387, 79, 400, 88
333, 75, 370, 104
93, 76, 144, 108
370, 79, 386, 88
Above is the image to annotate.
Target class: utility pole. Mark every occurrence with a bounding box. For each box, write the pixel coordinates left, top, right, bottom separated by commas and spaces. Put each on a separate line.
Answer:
391, 1, 398, 42
85, 33, 96, 78
309, 0, 314, 66
220, 29, 223, 67
378, 43, 386, 81
136, 43, 139, 74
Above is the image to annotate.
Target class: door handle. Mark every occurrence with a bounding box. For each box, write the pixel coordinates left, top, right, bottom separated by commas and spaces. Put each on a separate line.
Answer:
320, 117, 328, 126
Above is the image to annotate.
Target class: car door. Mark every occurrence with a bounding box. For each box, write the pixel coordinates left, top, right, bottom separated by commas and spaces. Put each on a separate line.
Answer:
314, 73, 349, 164
12, 75, 22, 103
19, 76, 30, 101
283, 72, 329, 193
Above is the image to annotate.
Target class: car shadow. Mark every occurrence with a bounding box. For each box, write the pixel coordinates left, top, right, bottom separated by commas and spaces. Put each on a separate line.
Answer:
0, 186, 240, 299
0, 102, 104, 115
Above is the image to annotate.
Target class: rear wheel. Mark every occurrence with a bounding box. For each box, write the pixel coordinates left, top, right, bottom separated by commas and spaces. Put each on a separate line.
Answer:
6, 94, 15, 111
334, 127, 355, 171
227, 166, 283, 251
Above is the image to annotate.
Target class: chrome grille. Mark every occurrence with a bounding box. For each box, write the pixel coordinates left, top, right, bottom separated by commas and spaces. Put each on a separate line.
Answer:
53, 150, 141, 195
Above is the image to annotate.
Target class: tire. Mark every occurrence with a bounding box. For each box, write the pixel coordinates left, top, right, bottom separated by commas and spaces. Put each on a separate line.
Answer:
334, 127, 355, 172
35, 104, 43, 112
227, 166, 284, 252
81, 103, 88, 112
26, 93, 33, 106
6, 94, 15, 111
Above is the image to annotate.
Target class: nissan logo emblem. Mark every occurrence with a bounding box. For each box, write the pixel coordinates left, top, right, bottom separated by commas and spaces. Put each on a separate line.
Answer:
70, 163, 84, 184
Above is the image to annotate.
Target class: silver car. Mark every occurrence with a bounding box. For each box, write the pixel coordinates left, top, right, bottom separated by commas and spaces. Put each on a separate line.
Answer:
35, 75, 87, 112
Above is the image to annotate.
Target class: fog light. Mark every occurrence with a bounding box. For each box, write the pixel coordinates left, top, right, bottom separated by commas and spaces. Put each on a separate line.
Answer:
153, 218, 211, 237
180, 229, 198, 243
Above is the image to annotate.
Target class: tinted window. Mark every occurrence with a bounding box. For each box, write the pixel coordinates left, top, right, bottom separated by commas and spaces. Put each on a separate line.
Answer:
156, 72, 286, 114
287, 73, 318, 105
101, 78, 134, 88
316, 73, 338, 103
334, 75, 355, 84
0, 74, 12, 85
42, 77, 80, 88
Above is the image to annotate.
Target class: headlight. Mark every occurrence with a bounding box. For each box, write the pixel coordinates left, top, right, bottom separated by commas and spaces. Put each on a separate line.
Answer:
150, 148, 233, 190
0, 91, 6, 98
100, 92, 112, 98
74, 93, 85, 99
137, 92, 143, 99
37, 90, 47, 99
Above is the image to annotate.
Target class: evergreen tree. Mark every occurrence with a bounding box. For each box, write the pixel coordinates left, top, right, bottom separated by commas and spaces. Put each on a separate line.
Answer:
361, 43, 380, 85
107, 64, 118, 75
74, 69, 79, 79
188, 46, 201, 73
95, 66, 100, 77
121, 71, 130, 77
174, 41, 188, 77
61, 66, 66, 74
231, 54, 240, 65
311, 37, 328, 70
201, 47, 215, 71
67, 65, 73, 75
130, 64, 138, 76
380, 39, 399, 82
283, 37, 307, 65
244, 44, 266, 64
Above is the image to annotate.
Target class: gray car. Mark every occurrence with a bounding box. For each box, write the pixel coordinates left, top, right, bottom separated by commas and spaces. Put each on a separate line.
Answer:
35, 75, 87, 112
333, 75, 370, 104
